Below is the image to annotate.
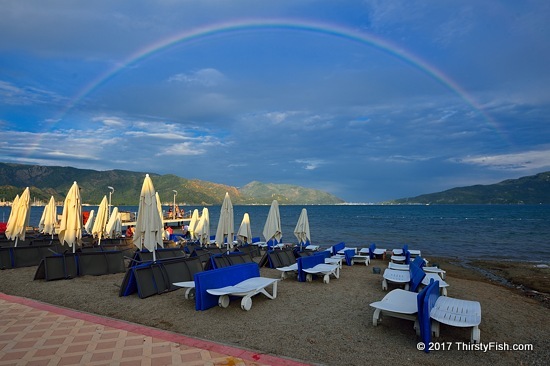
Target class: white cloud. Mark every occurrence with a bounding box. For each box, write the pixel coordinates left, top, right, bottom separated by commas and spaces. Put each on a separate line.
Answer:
295, 159, 325, 170
168, 68, 225, 87
457, 149, 550, 170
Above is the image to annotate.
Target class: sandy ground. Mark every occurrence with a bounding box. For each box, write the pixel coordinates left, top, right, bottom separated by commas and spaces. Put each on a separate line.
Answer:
0, 252, 549, 366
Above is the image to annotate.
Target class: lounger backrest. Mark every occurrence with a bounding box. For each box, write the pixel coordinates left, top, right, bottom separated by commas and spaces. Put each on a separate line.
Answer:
411, 255, 425, 269
409, 262, 426, 292
332, 242, 346, 256
297, 254, 325, 282
194, 262, 260, 310
418, 280, 440, 353
369, 243, 376, 259
343, 249, 355, 266
279, 249, 296, 267
267, 250, 283, 268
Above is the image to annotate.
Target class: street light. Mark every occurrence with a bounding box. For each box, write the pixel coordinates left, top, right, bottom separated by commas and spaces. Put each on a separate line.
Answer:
172, 190, 177, 219
108, 186, 114, 220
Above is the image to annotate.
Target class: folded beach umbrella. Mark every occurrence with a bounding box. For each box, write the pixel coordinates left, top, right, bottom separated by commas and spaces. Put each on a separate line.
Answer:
215, 192, 234, 253
294, 208, 311, 250
105, 207, 122, 238
155, 192, 163, 222
188, 209, 199, 240
195, 207, 210, 246
133, 174, 163, 261
39, 195, 58, 237
58, 181, 83, 253
263, 200, 282, 246
237, 213, 252, 245
84, 209, 95, 234
5, 187, 31, 246
92, 195, 109, 245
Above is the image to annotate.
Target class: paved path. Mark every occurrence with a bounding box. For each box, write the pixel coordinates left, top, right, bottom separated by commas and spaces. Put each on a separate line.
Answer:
0, 293, 309, 366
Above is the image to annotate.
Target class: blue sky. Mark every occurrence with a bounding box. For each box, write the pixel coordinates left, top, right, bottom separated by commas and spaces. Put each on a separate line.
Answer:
1, 1, 549, 203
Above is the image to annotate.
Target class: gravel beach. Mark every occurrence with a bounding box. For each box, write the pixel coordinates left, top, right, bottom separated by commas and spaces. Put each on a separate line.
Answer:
0, 253, 548, 366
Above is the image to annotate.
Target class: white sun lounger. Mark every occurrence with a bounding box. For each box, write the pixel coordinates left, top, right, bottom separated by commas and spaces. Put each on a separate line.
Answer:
422, 273, 449, 296
206, 277, 279, 311
382, 268, 411, 291
423, 280, 482, 343
276, 263, 298, 279
303, 263, 340, 283
388, 262, 447, 280
370, 289, 420, 332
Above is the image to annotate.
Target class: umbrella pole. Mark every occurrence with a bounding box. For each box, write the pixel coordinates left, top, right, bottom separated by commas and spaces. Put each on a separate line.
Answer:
14, 237, 19, 248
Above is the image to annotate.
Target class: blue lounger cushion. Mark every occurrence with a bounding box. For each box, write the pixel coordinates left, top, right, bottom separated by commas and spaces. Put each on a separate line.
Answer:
194, 262, 260, 311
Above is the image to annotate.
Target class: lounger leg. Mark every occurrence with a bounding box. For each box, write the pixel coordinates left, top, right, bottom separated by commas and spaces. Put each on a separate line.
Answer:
472, 326, 481, 344
431, 320, 440, 338
382, 279, 388, 291
218, 295, 230, 308
373, 309, 382, 326
281, 272, 287, 280
414, 320, 420, 336
404, 283, 410, 291
323, 274, 330, 284
334, 267, 340, 279
441, 287, 447, 296
241, 296, 253, 311
184, 288, 195, 300
306, 274, 313, 282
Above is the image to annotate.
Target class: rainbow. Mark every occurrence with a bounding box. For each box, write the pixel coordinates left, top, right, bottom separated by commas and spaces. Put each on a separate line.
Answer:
56, 18, 506, 141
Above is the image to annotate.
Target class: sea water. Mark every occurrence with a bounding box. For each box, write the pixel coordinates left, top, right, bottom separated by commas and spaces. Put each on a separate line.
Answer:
2, 204, 549, 262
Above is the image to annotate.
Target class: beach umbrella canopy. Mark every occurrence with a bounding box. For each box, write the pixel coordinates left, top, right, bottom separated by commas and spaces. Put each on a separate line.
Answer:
263, 200, 282, 244
105, 207, 122, 238
215, 192, 234, 252
294, 208, 311, 249
92, 195, 109, 244
84, 209, 95, 234
133, 174, 164, 261
6, 194, 20, 231
188, 209, 199, 240
237, 213, 252, 245
155, 192, 163, 222
58, 181, 83, 252
195, 207, 210, 246
39, 196, 57, 236
5, 188, 31, 246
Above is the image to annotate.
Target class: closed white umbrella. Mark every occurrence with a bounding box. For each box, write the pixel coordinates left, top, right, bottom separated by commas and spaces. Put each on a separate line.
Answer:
5, 188, 31, 247
92, 195, 109, 245
133, 174, 164, 261
40, 195, 58, 237
215, 192, 234, 253
195, 207, 210, 246
237, 213, 252, 245
105, 207, 122, 238
263, 200, 282, 246
188, 209, 199, 240
294, 208, 311, 250
84, 209, 95, 234
58, 181, 82, 253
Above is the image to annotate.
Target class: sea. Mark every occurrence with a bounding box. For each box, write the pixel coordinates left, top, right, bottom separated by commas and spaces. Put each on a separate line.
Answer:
2, 204, 549, 263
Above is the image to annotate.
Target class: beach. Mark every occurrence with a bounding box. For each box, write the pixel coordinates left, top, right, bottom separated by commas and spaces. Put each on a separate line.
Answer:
0, 254, 548, 366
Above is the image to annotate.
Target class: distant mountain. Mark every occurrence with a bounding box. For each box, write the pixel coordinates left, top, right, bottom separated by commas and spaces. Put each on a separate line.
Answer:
240, 181, 344, 204
389, 171, 550, 204
0, 163, 344, 205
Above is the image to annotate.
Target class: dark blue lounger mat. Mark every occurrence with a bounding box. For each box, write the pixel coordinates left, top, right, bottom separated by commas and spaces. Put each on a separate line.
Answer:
33, 251, 125, 281
207, 252, 254, 270
194, 262, 260, 311
419, 280, 440, 353
119, 256, 203, 298
128, 248, 187, 267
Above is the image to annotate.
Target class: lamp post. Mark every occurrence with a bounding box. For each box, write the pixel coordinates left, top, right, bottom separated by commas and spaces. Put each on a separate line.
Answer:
108, 186, 114, 220
172, 190, 177, 219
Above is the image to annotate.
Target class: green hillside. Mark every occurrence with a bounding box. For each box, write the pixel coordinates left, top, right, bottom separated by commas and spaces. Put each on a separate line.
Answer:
389, 171, 550, 204
0, 163, 343, 205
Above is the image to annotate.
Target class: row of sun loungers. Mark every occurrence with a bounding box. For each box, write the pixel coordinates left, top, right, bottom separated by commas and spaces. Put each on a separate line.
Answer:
370, 250, 482, 351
